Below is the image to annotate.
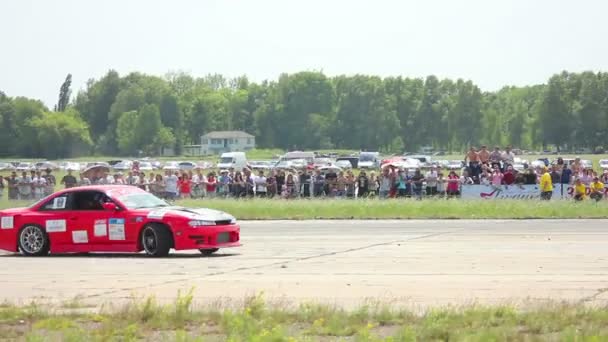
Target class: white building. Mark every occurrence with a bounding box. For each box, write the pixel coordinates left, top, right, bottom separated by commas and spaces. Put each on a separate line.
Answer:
200, 131, 255, 155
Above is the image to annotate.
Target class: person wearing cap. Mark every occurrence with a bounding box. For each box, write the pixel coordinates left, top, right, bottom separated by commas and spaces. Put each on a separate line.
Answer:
573, 178, 586, 201
590, 176, 604, 202
539, 166, 553, 200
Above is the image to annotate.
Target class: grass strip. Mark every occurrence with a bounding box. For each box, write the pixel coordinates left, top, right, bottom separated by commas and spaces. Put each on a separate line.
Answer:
3, 198, 608, 219
2, 292, 608, 341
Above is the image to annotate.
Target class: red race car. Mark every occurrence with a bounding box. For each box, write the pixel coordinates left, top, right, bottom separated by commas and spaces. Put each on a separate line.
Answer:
0, 185, 241, 257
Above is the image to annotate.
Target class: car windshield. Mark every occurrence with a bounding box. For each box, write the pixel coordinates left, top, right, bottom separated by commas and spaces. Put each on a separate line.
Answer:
219, 157, 233, 164
114, 193, 170, 210
359, 154, 376, 161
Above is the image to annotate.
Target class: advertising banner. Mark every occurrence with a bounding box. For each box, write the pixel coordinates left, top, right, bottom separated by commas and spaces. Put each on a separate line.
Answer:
461, 184, 607, 200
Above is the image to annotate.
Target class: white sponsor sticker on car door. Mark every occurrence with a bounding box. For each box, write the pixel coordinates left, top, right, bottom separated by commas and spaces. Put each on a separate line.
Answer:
1, 216, 14, 229
72, 230, 88, 243
94, 219, 107, 237
108, 218, 125, 240
46, 219, 66, 233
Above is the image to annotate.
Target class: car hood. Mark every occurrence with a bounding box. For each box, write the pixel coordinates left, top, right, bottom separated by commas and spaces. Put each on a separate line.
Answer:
143, 206, 235, 222
0, 207, 30, 215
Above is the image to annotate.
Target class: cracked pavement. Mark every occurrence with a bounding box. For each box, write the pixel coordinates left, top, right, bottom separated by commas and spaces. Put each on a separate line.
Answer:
1, 219, 607, 308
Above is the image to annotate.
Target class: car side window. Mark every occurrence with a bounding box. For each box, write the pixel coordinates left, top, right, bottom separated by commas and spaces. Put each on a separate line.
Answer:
39, 194, 71, 211
71, 191, 112, 211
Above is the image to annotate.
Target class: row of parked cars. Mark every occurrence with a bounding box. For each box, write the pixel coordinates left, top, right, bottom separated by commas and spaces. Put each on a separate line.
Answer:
0, 160, 217, 173
2, 153, 606, 175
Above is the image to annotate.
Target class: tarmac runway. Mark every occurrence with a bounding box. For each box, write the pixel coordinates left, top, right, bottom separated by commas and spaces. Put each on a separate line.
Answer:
1, 219, 607, 309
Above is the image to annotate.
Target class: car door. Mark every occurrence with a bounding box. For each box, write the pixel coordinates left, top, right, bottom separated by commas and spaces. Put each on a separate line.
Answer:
71, 190, 138, 251
37, 192, 73, 249
68, 190, 124, 251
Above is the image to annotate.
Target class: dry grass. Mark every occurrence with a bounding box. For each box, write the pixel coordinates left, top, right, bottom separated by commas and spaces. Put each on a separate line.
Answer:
2, 292, 608, 341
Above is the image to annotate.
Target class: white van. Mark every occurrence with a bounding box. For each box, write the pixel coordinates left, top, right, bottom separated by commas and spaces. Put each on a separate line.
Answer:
217, 152, 248, 171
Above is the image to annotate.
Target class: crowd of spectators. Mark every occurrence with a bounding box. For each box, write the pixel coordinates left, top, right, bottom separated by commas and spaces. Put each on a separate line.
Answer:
0, 146, 606, 202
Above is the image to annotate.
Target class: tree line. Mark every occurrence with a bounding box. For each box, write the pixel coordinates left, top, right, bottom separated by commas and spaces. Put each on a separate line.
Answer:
1, 70, 608, 159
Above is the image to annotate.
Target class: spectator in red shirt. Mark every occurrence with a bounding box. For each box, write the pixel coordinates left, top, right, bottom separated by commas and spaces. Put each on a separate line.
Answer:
178, 173, 192, 198
503, 166, 515, 185
206, 172, 217, 196
446, 170, 460, 197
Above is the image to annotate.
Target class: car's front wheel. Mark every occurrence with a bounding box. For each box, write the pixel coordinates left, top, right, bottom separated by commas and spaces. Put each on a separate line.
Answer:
199, 248, 219, 256
18, 225, 50, 256
141, 224, 172, 257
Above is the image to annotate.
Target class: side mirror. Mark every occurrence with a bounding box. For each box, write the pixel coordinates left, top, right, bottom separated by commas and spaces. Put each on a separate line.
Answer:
102, 202, 118, 211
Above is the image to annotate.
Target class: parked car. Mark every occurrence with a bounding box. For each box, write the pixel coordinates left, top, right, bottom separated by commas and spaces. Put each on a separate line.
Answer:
0, 185, 241, 257
34, 161, 59, 171
335, 157, 359, 169
0, 162, 12, 171
335, 159, 353, 169
381, 157, 421, 171
15, 162, 33, 171
599, 159, 608, 170
446, 160, 464, 170
278, 151, 315, 165
407, 155, 432, 167
273, 160, 294, 170
113, 161, 133, 171
248, 161, 273, 171
62, 162, 82, 171
86, 162, 110, 170
137, 162, 154, 171
318, 165, 342, 175
163, 161, 180, 171
197, 161, 215, 169
314, 158, 334, 168
581, 160, 593, 169
178, 161, 197, 170
358, 152, 380, 169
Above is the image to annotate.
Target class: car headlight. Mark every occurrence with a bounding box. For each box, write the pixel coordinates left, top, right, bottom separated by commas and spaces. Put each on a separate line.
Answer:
188, 220, 216, 227
230, 217, 237, 224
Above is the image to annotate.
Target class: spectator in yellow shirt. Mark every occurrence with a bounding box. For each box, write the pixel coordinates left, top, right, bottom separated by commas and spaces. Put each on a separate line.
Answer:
573, 178, 586, 201
590, 177, 604, 202
539, 166, 553, 200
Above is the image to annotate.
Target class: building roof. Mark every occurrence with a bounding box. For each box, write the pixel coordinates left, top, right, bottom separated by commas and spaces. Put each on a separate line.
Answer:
201, 131, 255, 139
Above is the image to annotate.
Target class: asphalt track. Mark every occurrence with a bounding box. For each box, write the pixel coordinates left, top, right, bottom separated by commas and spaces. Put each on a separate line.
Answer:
1, 220, 607, 309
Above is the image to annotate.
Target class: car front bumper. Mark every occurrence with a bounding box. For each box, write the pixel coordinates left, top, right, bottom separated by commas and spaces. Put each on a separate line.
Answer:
173, 224, 241, 250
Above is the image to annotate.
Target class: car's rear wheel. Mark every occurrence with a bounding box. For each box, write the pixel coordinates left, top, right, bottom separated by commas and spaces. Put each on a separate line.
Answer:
19, 225, 50, 256
199, 248, 219, 256
142, 224, 172, 257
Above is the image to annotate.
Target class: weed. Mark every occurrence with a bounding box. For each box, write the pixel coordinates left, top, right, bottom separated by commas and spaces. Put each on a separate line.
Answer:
61, 295, 92, 309
4, 294, 608, 340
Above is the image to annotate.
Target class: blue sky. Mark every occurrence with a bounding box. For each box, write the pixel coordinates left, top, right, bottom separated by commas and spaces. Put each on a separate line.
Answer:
2, 0, 607, 107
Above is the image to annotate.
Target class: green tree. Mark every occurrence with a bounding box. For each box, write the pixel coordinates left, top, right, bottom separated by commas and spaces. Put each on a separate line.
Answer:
32, 109, 92, 158
537, 75, 572, 150
56, 73, 72, 112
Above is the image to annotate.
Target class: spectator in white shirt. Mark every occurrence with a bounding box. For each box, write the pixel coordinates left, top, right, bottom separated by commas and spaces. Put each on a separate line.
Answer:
191, 170, 207, 198
18, 171, 32, 200
254, 170, 268, 197
164, 171, 179, 200
425, 166, 439, 196
32, 171, 47, 200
